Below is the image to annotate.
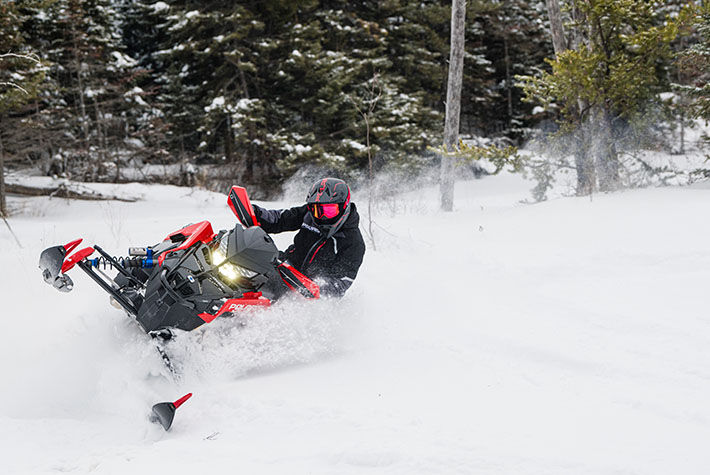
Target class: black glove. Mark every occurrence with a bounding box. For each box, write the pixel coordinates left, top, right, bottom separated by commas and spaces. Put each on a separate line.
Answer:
318, 276, 352, 298
251, 204, 264, 221
279, 245, 295, 262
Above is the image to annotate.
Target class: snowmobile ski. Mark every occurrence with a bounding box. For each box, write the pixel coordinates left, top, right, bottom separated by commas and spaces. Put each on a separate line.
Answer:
150, 393, 192, 431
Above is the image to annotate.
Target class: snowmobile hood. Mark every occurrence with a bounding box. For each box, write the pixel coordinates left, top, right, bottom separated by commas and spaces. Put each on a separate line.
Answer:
226, 225, 279, 275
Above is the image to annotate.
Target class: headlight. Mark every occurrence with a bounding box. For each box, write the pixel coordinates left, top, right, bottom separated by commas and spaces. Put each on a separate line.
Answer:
212, 235, 258, 282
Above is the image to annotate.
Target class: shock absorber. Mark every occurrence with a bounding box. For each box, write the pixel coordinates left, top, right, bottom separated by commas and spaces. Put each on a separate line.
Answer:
85, 247, 155, 270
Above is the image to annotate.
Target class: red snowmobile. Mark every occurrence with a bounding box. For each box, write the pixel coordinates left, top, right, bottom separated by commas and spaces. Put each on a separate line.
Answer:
38, 186, 320, 430
39, 186, 320, 334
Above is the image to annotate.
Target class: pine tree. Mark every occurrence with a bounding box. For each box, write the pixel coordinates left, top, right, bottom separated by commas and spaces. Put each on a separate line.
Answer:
273, 2, 445, 175
0, 0, 590, 195
474, 0, 553, 139
677, 4, 710, 121
151, 2, 277, 187
520, 0, 683, 193
151, 1, 452, 190
29, 0, 142, 181
1, 1, 46, 215
115, 1, 173, 168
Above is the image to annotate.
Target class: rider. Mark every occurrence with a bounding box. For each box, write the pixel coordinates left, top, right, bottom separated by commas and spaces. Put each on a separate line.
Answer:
252, 177, 365, 297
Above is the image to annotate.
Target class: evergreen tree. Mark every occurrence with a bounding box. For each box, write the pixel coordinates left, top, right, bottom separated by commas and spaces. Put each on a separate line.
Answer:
150, 1, 451, 190
29, 0, 143, 180
2, 0, 641, 195
152, 2, 277, 187
270, 3, 437, 174
1, 0, 46, 215
521, 0, 683, 193
677, 3, 710, 121
473, 0, 553, 139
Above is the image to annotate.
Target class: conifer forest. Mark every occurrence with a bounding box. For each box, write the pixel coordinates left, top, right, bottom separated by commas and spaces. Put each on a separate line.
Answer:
1, 1, 708, 205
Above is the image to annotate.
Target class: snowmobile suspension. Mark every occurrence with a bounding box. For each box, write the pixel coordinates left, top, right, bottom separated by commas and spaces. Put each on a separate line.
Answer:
85, 247, 154, 270
78, 244, 147, 296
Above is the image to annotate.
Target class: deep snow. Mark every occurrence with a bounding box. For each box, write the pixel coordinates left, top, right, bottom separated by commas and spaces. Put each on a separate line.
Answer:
1, 173, 710, 474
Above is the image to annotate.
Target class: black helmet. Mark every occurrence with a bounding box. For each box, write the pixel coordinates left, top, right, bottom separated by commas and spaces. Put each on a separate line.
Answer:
306, 178, 351, 237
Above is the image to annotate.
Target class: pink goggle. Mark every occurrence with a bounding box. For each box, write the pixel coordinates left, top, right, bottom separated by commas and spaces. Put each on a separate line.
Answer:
309, 203, 340, 219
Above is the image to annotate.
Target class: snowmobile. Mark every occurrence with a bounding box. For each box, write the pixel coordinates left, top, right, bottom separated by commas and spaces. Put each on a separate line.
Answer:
38, 186, 320, 429
39, 186, 319, 333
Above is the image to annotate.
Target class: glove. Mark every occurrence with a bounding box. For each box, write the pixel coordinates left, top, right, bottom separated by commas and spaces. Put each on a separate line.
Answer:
317, 276, 353, 298
279, 245, 295, 262
251, 204, 264, 221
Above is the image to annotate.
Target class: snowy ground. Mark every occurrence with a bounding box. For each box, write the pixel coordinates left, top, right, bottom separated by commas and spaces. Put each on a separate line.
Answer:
1, 173, 710, 474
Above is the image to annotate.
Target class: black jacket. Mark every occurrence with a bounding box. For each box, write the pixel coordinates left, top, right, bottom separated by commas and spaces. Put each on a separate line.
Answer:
253, 203, 366, 297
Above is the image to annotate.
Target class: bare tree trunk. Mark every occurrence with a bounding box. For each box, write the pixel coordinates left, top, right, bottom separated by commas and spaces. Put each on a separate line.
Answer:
224, 114, 234, 163
237, 63, 254, 184
504, 35, 513, 125
678, 37, 686, 155
596, 107, 620, 191
440, 0, 466, 212
570, 4, 587, 51
364, 103, 376, 251
546, 0, 598, 196
350, 74, 382, 250
587, 11, 620, 193
574, 154, 595, 196
679, 104, 685, 155
92, 99, 107, 180
574, 126, 595, 196
244, 150, 254, 183
545, 0, 566, 57
71, 22, 89, 144
574, 5, 596, 194
0, 129, 6, 217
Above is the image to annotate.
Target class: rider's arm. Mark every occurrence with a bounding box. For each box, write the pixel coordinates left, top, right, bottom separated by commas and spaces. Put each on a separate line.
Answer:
253, 204, 308, 234
319, 235, 366, 297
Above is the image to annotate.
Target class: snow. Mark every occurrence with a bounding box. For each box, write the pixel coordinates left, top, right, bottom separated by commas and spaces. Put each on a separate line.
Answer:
84, 87, 106, 99
283, 143, 313, 155
111, 51, 137, 69
125, 87, 149, 107
2, 174, 710, 474
124, 138, 144, 148
205, 96, 225, 112
236, 98, 255, 110
152, 2, 169, 13
343, 139, 367, 151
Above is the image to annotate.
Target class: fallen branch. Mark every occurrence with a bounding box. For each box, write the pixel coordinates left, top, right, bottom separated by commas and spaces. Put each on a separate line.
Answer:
5, 182, 138, 202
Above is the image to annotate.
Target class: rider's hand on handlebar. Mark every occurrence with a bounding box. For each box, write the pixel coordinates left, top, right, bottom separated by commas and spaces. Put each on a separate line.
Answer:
251, 204, 264, 221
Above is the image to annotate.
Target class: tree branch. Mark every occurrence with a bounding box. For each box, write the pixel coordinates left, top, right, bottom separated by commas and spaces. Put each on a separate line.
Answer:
0, 52, 41, 63
0, 82, 30, 95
